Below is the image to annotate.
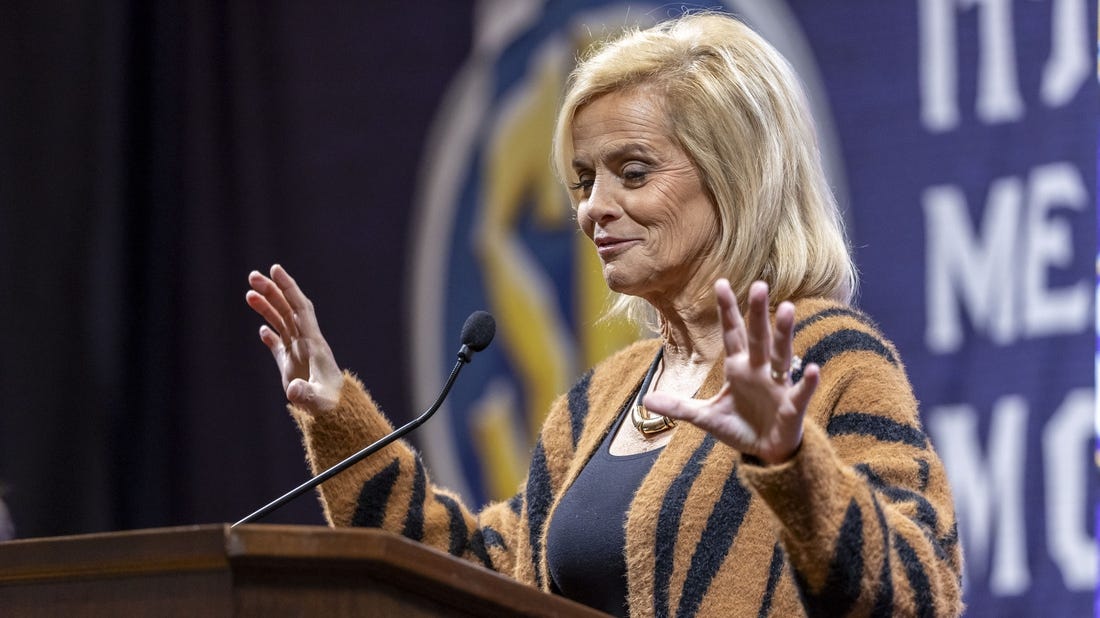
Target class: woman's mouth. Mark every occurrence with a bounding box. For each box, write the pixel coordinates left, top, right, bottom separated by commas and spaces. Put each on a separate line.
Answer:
594, 236, 639, 258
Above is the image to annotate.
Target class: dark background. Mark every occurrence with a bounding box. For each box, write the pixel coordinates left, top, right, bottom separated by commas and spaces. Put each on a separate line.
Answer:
1, 2, 475, 536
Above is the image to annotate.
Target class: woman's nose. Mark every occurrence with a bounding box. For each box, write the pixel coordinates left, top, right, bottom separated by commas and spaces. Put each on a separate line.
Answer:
578, 179, 621, 226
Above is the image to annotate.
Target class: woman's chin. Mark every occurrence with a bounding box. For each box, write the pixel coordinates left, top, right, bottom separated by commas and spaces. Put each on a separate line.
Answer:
601, 269, 626, 292
603, 274, 643, 298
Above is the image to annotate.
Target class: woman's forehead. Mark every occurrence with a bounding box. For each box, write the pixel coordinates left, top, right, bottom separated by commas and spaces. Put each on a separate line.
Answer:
570, 90, 675, 157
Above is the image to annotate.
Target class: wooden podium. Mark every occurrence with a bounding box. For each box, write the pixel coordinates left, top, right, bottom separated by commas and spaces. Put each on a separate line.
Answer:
0, 524, 607, 616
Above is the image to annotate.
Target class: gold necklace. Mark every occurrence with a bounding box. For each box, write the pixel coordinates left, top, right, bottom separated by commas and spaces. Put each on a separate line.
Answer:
631, 348, 676, 435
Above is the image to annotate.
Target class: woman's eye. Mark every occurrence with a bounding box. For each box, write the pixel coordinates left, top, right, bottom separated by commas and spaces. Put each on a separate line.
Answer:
622, 167, 647, 184
569, 177, 594, 192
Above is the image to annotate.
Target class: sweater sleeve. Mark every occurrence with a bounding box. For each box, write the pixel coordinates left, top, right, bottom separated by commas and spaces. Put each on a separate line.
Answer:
738, 304, 964, 617
288, 371, 527, 576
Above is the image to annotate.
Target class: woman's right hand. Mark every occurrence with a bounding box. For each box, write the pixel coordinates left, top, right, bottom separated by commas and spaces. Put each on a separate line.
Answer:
246, 264, 342, 415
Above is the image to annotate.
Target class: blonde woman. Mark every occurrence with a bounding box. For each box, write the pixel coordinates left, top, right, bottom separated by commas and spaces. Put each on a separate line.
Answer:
247, 13, 961, 617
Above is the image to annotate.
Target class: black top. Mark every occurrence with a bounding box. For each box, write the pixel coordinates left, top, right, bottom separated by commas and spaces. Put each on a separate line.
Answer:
545, 401, 664, 617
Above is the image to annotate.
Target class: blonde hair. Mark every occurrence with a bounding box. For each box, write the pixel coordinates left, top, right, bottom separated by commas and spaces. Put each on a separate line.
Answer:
552, 13, 856, 324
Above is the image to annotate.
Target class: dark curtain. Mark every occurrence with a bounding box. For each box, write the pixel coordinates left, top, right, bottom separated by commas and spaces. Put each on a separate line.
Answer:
0, 2, 473, 537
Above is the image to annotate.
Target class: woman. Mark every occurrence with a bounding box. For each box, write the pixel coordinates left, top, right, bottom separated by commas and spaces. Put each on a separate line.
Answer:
246, 13, 962, 617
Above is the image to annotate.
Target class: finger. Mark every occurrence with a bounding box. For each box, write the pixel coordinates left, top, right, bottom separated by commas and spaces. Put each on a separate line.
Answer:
771, 301, 795, 380
250, 270, 298, 339
270, 264, 322, 338
642, 391, 704, 423
715, 279, 746, 356
257, 324, 284, 353
286, 378, 315, 406
246, 288, 291, 340
649, 390, 739, 440
746, 281, 771, 368
789, 362, 820, 413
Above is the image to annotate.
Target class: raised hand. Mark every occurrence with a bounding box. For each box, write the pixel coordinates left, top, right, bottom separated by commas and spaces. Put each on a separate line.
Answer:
643, 279, 819, 464
245, 264, 342, 414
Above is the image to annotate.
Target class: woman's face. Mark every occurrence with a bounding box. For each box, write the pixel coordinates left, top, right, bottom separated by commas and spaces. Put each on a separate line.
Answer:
570, 88, 719, 306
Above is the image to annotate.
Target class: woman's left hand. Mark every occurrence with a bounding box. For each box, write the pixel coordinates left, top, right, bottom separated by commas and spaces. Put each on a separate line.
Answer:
643, 279, 818, 465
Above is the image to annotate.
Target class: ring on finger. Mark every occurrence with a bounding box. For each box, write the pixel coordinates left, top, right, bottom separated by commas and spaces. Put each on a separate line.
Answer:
771, 356, 802, 383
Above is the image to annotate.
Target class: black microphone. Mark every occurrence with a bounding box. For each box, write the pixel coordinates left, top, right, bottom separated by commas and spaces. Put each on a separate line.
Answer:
458, 310, 494, 361
234, 310, 496, 527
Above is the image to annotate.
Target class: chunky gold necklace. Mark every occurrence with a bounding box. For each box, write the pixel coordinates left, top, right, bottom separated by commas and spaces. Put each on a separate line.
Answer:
631, 348, 676, 436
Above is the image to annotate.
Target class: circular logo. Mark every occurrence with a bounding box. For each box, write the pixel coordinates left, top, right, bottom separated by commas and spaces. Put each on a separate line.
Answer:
409, 0, 846, 505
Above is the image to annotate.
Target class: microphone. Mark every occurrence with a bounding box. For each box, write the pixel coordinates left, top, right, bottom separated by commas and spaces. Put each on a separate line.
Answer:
458, 310, 495, 361
234, 310, 496, 527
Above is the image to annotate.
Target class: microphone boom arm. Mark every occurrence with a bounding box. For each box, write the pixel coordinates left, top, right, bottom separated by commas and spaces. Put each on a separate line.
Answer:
233, 350, 470, 527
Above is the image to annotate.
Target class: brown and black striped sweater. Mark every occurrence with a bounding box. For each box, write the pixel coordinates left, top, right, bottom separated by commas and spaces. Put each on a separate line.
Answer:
290, 297, 963, 617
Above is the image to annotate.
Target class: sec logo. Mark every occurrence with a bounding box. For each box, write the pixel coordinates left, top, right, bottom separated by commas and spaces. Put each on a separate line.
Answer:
409, 0, 847, 505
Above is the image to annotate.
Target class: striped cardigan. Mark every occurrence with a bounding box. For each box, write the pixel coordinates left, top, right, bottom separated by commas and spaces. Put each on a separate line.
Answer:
290, 297, 963, 617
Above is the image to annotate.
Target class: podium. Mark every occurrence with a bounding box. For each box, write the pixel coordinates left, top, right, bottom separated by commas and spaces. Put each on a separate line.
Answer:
0, 524, 606, 616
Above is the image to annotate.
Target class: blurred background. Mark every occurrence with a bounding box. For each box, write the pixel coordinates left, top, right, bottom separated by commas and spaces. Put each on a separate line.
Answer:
1, 1, 1095, 615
